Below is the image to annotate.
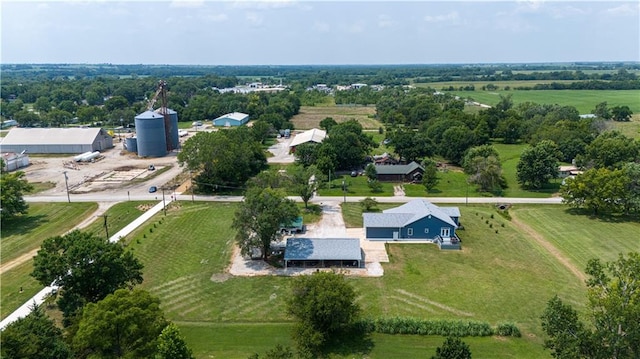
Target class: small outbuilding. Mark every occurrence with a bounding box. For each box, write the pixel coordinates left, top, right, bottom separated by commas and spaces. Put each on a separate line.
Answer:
284, 238, 363, 269
1, 152, 30, 171
212, 112, 249, 127
289, 128, 327, 153
0, 128, 113, 154
375, 161, 424, 182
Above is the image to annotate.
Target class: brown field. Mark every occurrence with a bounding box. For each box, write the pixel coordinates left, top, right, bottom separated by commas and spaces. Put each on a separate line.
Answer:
607, 114, 640, 139
291, 105, 380, 130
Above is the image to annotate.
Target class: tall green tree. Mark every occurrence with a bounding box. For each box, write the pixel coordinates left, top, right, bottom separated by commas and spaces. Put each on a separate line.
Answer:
288, 165, 318, 209
560, 167, 629, 215
422, 159, 439, 193
540, 252, 640, 359
610, 105, 633, 122
31, 230, 144, 323
319, 117, 337, 132
1, 304, 72, 359
321, 120, 376, 171
0, 170, 33, 222
73, 289, 168, 359
178, 129, 267, 193
156, 323, 194, 359
286, 271, 361, 355
233, 187, 299, 260
516, 140, 561, 189
578, 131, 640, 169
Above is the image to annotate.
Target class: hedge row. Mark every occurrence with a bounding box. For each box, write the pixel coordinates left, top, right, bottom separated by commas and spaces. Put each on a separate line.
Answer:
356, 317, 521, 337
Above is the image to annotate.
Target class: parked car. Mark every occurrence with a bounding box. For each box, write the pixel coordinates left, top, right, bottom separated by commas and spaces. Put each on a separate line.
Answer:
350, 171, 358, 177
148, 164, 155, 171
148, 186, 158, 193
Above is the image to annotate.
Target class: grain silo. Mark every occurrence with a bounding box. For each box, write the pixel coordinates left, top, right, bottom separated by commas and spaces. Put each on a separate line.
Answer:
155, 107, 179, 150
125, 137, 138, 153
134, 110, 167, 157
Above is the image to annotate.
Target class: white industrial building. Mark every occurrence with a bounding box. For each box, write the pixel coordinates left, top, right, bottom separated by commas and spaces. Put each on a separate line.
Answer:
0, 128, 113, 154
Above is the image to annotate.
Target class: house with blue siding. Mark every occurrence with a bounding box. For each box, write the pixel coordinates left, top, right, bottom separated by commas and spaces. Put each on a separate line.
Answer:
363, 199, 461, 249
212, 112, 249, 127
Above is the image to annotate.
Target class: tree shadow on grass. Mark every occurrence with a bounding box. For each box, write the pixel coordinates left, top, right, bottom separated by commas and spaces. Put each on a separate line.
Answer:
564, 208, 640, 223
0, 214, 48, 237
320, 325, 374, 358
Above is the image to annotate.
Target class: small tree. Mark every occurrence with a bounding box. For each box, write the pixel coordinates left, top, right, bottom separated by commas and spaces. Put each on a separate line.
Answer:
432, 337, 472, 359
287, 271, 361, 355
288, 165, 318, 209
422, 159, 439, 192
319, 117, 337, 132
364, 163, 377, 181
610, 105, 632, 122
360, 197, 379, 212
156, 323, 195, 359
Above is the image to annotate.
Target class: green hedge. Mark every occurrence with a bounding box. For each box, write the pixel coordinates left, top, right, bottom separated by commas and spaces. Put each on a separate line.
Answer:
356, 317, 521, 337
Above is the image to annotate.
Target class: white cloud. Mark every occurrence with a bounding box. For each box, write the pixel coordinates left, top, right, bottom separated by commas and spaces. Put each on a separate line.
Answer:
231, 0, 297, 10
424, 11, 459, 23
347, 20, 365, 33
169, 0, 205, 8
605, 3, 640, 16
550, 5, 591, 19
313, 21, 330, 33
245, 12, 264, 26
378, 14, 393, 28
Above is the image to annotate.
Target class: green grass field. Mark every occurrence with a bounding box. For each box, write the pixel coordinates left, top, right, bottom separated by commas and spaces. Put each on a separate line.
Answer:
452, 89, 640, 114
120, 201, 637, 358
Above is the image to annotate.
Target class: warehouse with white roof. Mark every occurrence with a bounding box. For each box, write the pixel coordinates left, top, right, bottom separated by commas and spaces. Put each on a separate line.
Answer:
0, 128, 114, 154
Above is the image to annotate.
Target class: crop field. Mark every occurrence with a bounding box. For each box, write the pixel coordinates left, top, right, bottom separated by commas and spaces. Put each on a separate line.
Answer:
291, 105, 379, 130
0, 202, 97, 320
115, 200, 640, 358
452, 89, 640, 114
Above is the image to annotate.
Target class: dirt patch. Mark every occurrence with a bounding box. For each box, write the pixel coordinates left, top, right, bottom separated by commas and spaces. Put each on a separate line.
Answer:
210, 273, 231, 283
511, 213, 587, 283
136, 203, 155, 211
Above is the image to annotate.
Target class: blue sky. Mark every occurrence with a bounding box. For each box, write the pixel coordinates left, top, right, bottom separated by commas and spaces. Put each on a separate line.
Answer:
2, 1, 638, 65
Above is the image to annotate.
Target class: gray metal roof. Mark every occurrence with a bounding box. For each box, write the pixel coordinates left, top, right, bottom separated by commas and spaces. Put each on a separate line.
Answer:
0, 128, 105, 146
154, 107, 177, 115
363, 199, 458, 228
374, 161, 423, 175
284, 238, 362, 261
214, 112, 249, 122
439, 207, 461, 218
135, 110, 165, 120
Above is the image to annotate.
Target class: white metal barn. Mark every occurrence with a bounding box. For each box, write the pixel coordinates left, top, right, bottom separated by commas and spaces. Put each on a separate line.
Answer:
0, 128, 114, 154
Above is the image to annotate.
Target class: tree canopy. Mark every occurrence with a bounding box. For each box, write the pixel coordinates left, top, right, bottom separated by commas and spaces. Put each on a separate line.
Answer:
540, 252, 640, 359
31, 230, 144, 322
156, 323, 195, 359
73, 289, 168, 359
516, 140, 561, 189
286, 271, 361, 355
431, 337, 472, 359
177, 128, 267, 193
0, 169, 33, 223
1, 304, 71, 359
232, 186, 299, 260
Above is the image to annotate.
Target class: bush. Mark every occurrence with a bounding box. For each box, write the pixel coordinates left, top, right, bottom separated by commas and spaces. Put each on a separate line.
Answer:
496, 209, 512, 221
496, 323, 521, 337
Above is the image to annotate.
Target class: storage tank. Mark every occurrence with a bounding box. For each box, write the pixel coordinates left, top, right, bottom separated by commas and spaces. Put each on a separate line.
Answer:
79, 151, 100, 162
135, 110, 167, 157
125, 137, 138, 153
74, 151, 94, 162
155, 107, 179, 150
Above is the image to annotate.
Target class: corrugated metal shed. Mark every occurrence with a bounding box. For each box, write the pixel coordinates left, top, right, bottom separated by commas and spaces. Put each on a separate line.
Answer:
0, 128, 113, 154
289, 128, 327, 148
284, 238, 362, 261
212, 112, 249, 127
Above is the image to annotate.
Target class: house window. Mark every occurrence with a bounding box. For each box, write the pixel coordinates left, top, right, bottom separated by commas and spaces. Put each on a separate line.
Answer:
407, 228, 413, 236
441, 227, 450, 238
424, 228, 429, 234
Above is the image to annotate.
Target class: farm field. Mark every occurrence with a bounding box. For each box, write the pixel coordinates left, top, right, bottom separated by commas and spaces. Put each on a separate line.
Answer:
120, 201, 635, 358
451, 89, 640, 114
0, 202, 97, 320
291, 105, 379, 130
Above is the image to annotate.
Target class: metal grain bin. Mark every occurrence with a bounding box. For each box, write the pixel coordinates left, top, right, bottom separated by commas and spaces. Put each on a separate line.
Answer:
125, 137, 138, 153
155, 107, 179, 150
134, 110, 167, 157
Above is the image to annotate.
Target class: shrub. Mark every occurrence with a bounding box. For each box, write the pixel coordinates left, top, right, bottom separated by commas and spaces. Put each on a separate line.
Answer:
496, 209, 512, 221
496, 323, 521, 337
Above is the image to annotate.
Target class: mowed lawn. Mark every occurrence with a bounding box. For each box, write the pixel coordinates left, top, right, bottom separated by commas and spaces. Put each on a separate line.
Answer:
0, 202, 97, 320
125, 201, 604, 358
511, 205, 640, 272
291, 105, 380, 130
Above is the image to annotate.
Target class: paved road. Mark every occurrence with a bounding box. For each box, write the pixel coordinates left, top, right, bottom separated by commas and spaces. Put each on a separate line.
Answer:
26, 193, 563, 204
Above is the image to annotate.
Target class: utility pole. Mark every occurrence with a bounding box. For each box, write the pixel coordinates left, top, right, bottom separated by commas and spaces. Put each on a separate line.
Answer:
162, 188, 167, 216
63, 171, 70, 203
342, 180, 346, 203
466, 181, 469, 207
190, 171, 195, 202
102, 215, 109, 240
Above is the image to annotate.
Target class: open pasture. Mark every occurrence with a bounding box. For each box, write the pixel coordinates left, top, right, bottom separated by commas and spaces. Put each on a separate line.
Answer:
123, 201, 624, 358
291, 105, 379, 130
